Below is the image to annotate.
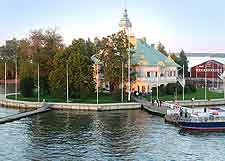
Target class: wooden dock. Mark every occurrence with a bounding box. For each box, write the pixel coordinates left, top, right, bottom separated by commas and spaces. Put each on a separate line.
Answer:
137, 99, 169, 117
0, 104, 51, 124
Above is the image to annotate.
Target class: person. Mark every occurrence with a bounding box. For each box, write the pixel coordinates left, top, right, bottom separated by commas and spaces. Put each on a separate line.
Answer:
157, 99, 160, 107
152, 99, 154, 106
154, 99, 157, 107
179, 108, 183, 117
159, 100, 162, 107
184, 109, 188, 118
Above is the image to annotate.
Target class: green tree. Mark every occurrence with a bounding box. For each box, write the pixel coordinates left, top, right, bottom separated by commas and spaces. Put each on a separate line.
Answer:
19, 63, 35, 97
97, 31, 130, 93
176, 50, 189, 77
29, 29, 64, 95
49, 39, 96, 99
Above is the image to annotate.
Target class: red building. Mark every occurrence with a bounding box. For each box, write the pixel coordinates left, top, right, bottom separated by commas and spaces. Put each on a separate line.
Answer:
190, 60, 224, 88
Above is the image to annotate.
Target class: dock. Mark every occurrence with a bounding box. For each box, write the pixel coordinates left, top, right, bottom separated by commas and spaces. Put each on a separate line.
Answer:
137, 99, 169, 117
0, 103, 51, 124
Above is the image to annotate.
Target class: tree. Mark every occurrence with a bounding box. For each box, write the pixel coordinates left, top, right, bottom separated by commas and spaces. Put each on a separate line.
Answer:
176, 50, 189, 77
49, 39, 96, 98
0, 39, 18, 80
19, 63, 35, 97
157, 42, 168, 56
29, 29, 64, 95
20, 77, 34, 97
97, 31, 131, 93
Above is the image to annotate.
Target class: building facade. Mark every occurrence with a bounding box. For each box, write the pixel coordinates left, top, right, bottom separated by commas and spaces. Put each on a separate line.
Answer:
118, 9, 180, 93
190, 60, 224, 88
129, 37, 180, 93
92, 9, 181, 93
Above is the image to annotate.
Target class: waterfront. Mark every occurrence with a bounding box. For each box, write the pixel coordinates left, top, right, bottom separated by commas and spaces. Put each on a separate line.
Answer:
0, 107, 225, 160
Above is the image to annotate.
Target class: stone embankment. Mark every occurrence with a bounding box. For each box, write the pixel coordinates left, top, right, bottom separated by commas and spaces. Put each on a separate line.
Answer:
167, 99, 225, 107
0, 98, 141, 111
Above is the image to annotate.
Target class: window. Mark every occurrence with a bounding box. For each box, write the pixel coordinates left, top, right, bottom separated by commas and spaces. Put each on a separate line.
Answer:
147, 72, 150, 77
155, 72, 158, 77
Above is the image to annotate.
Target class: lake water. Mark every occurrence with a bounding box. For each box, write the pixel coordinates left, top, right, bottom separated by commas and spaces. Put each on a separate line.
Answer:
1, 107, 225, 161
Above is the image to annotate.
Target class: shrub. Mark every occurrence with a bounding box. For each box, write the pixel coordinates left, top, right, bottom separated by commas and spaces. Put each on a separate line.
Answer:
166, 83, 176, 95
159, 84, 166, 96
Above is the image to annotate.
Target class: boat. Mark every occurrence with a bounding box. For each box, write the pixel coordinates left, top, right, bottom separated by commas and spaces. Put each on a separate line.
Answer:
178, 108, 225, 131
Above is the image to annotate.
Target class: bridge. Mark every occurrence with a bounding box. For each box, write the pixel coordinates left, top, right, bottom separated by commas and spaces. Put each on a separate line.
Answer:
0, 103, 51, 124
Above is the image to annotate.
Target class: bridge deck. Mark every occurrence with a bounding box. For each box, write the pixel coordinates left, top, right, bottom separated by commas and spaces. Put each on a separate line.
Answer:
0, 104, 51, 124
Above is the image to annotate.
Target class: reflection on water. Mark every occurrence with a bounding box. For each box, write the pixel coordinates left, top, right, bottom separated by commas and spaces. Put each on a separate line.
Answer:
0, 108, 225, 160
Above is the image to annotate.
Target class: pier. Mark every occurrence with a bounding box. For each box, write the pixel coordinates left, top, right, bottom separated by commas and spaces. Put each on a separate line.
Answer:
137, 99, 169, 117
0, 103, 51, 124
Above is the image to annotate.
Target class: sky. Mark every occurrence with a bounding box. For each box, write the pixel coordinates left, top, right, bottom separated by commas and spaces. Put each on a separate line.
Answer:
1, 0, 225, 53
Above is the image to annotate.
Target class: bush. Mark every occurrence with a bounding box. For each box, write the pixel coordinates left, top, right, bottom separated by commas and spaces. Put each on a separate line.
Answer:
166, 83, 176, 95
152, 87, 157, 97
159, 84, 166, 96
20, 77, 34, 97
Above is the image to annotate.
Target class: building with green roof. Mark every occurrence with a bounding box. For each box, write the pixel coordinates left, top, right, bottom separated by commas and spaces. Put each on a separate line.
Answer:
130, 36, 180, 93
118, 9, 180, 94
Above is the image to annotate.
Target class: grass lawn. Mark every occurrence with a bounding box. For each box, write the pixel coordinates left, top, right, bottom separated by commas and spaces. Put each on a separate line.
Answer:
6, 93, 128, 104
145, 88, 224, 101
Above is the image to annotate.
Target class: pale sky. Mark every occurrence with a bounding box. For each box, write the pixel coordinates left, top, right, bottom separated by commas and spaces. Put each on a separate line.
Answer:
1, 0, 225, 53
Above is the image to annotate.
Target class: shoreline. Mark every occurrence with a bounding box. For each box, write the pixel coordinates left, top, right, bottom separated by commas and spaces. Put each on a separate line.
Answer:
0, 98, 141, 111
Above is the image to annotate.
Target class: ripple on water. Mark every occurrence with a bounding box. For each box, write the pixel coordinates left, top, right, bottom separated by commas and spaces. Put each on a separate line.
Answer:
0, 108, 225, 160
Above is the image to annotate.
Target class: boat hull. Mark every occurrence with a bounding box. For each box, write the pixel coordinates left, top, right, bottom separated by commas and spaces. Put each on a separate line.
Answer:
179, 121, 225, 131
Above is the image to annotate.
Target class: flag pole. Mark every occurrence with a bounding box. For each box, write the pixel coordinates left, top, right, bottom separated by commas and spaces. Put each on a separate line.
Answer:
66, 63, 69, 103
157, 64, 159, 100
4, 62, 6, 98
96, 64, 99, 104
121, 62, 124, 102
128, 28, 131, 101
183, 64, 185, 100
205, 63, 207, 100
38, 63, 40, 102
15, 57, 17, 100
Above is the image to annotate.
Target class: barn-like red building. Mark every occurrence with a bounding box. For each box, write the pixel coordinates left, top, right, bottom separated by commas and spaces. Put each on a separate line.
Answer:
190, 60, 224, 88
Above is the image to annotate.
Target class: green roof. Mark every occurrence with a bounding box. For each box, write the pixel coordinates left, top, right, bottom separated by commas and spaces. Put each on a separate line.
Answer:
131, 39, 180, 67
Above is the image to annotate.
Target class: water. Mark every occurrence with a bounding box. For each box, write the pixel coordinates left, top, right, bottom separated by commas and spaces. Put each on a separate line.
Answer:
0, 108, 225, 161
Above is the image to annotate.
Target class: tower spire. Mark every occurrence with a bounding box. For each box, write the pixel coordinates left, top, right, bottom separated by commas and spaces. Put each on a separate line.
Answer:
118, 4, 132, 32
